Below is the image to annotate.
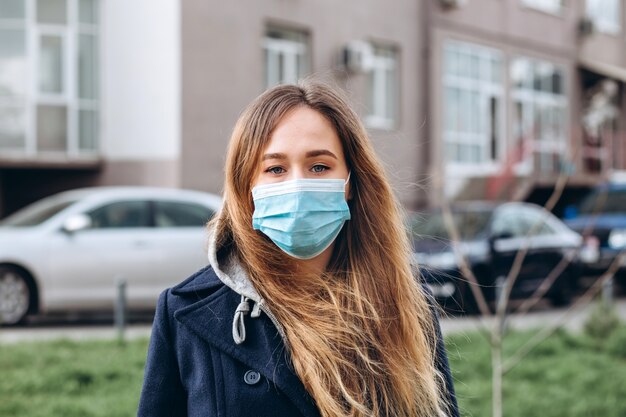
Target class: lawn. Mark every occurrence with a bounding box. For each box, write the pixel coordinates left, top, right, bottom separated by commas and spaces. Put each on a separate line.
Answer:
0, 338, 149, 417
446, 327, 626, 417
1, 327, 625, 417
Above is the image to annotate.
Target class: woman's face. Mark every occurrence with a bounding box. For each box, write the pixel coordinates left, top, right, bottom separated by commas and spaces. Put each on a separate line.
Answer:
253, 106, 350, 194
251, 105, 351, 270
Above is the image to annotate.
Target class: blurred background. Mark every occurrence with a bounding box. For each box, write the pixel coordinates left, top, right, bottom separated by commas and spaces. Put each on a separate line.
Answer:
2, 1, 626, 416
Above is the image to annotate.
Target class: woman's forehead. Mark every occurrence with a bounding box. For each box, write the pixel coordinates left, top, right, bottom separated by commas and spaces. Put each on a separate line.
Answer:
263, 107, 344, 156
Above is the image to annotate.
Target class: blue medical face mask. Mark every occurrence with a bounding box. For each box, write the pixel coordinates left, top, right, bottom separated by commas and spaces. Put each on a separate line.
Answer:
251, 175, 351, 259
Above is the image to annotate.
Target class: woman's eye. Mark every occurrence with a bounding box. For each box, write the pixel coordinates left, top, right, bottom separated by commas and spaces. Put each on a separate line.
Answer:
266, 166, 285, 175
311, 165, 329, 173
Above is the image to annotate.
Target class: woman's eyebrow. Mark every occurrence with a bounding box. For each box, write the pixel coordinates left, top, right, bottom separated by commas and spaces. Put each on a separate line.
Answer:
305, 149, 337, 159
262, 150, 338, 161
262, 152, 287, 161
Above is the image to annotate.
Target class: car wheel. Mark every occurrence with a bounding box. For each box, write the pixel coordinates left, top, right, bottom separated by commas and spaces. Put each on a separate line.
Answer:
0, 266, 31, 325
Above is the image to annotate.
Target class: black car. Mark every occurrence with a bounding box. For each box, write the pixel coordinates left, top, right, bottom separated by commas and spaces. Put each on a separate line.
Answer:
409, 202, 588, 313
564, 183, 626, 281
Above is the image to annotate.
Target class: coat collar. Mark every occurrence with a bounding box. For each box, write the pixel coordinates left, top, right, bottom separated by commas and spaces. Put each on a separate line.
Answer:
170, 265, 219, 295
173, 268, 320, 417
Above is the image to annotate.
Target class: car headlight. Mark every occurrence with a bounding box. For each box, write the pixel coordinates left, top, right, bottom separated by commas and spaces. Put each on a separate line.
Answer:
580, 236, 600, 264
608, 229, 626, 249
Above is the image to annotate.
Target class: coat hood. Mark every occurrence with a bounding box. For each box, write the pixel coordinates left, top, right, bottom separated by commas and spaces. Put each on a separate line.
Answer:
206, 221, 285, 345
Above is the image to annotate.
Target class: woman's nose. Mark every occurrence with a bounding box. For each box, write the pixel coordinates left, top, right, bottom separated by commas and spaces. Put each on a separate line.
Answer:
289, 167, 307, 180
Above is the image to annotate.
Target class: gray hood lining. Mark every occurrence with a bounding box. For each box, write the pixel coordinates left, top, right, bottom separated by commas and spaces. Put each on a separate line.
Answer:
207, 223, 263, 304
207, 222, 285, 345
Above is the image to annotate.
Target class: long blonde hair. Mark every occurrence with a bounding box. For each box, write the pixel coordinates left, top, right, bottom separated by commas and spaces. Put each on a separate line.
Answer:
213, 82, 448, 417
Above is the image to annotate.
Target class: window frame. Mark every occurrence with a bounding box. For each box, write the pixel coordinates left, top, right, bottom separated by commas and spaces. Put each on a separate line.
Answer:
365, 44, 399, 131
521, 0, 565, 16
511, 56, 568, 175
263, 26, 309, 89
586, 0, 622, 35
442, 40, 505, 168
0, 0, 99, 157
0, 2, 29, 152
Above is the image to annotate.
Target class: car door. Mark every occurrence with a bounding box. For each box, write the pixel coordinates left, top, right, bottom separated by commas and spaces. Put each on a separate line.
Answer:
490, 205, 564, 297
46, 199, 158, 310
143, 199, 217, 303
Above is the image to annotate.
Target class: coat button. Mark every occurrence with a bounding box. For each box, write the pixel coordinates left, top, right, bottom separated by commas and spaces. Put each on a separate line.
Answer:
244, 370, 261, 385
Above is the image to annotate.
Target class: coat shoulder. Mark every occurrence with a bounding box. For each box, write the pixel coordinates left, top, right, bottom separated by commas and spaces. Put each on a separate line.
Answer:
171, 265, 223, 294
156, 265, 226, 314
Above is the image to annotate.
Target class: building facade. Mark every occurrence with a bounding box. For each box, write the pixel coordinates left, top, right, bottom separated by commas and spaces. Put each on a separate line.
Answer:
1, 0, 625, 217
428, 0, 626, 214
0, 0, 180, 216
180, 0, 424, 207
0, 0, 425, 216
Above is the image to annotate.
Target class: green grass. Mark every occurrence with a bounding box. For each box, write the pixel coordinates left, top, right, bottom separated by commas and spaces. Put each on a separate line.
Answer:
1, 328, 625, 417
447, 328, 626, 417
0, 338, 149, 417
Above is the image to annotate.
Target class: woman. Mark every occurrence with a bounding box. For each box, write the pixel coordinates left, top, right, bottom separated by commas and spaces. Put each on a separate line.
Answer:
137, 82, 458, 417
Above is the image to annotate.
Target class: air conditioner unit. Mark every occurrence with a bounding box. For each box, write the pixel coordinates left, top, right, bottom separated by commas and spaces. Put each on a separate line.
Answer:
578, 17, 595, 37
341, 41, 374, 73
440, 0, 467, 9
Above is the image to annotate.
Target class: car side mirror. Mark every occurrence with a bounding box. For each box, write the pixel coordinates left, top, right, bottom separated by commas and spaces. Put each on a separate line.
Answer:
62, 214, 92, 234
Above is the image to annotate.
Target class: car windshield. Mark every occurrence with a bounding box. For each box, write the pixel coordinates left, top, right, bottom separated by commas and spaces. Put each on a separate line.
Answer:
409, 209, 492, 240
578, 189, 626, 215
0, 196, 78, 227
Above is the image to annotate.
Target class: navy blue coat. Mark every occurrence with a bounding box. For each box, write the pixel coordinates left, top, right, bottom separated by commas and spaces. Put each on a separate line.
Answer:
137, 265, 459, 417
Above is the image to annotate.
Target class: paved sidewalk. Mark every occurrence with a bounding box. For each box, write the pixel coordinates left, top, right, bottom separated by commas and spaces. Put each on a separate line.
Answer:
439, 297, 626, 335
1, 298, 625, 344
0, 323, 153, 344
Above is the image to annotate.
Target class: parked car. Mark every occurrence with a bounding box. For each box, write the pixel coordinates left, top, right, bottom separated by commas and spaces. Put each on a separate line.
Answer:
564, 182, 626, 281
0, 187, 222, 325
409, 202, 592, 314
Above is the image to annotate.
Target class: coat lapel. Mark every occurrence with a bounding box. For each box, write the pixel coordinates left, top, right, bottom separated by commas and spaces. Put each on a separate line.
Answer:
174, 278, 320, 417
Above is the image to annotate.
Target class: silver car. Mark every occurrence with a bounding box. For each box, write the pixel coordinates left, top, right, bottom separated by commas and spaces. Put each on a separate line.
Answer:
0, 187, 222, 325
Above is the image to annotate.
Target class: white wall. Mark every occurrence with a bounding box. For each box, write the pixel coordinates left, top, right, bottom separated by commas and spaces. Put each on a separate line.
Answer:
100, 0, 180, 160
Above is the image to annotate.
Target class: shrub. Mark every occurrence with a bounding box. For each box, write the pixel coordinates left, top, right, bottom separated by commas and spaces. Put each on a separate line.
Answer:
583, 300, 621, 341
606, 325, 626, 360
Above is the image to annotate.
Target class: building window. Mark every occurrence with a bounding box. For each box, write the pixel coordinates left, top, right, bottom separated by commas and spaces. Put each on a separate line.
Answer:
263, 26, 309, 89
0, 0, 99, 155
521, 0, 565, 14
586, 0, 621, 34
442, 41, 504, 164
365, 45, 398, 130
511, 58, 567, 173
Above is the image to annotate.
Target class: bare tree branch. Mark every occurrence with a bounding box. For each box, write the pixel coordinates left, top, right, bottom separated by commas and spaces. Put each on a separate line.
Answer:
515, 176, 610, 315
502, 252, 623, 374
495, 169, 570, 325
440, 203, 493, 320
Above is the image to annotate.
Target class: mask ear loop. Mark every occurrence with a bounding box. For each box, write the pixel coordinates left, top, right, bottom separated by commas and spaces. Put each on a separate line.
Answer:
345, 171, 352, 200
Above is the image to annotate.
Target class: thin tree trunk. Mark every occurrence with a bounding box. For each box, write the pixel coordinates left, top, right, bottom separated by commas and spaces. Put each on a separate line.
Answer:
492, 327, 503, 417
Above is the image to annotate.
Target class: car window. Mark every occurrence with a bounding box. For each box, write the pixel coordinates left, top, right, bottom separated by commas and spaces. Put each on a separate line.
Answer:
492, 208, 527, 238
87, 201, 151, 229
579, 189, 626, 215
154, 201, 215, 227
0, 197, 78, 227
519, 207, 556, 235
409, 210, 491, 240
492, 206, 555, 237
